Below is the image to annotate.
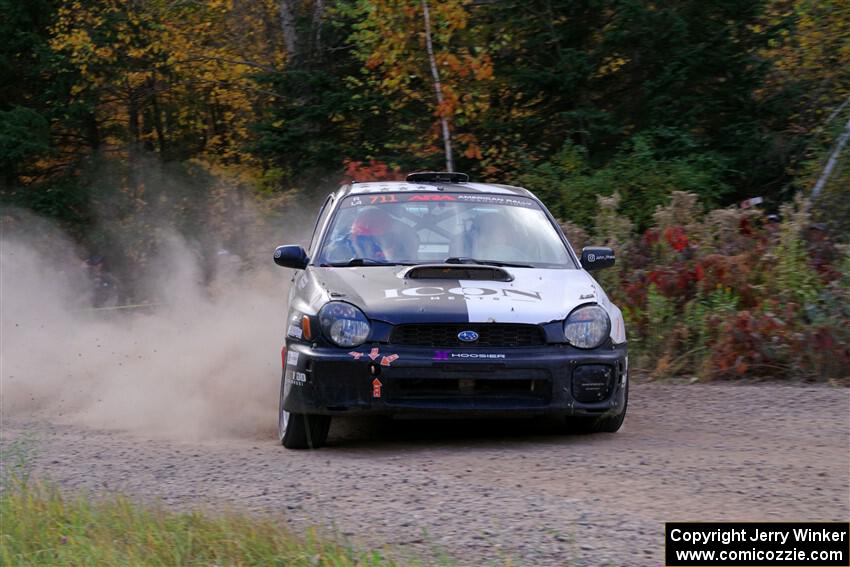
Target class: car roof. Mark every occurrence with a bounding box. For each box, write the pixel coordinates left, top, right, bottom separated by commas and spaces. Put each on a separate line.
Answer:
341, 180, 536, 199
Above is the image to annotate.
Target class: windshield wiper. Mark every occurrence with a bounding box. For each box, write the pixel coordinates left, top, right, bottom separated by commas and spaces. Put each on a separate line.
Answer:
322, 258, 410, 267
443, 257, 534, 268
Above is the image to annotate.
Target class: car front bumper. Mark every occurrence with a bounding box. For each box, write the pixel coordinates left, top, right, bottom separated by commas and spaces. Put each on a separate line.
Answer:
282, 341, 628, 418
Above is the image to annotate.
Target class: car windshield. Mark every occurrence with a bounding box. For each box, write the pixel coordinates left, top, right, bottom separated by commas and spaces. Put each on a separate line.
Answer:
316, 193, 574, 268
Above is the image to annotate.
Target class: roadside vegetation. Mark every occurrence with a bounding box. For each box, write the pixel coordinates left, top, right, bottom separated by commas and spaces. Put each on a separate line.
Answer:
565, 192, 850, 383
0, 478, 413, 567
0, 437, 440, 566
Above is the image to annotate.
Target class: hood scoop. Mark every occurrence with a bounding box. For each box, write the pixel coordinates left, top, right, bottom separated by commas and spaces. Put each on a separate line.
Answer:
403, 264, 514, 282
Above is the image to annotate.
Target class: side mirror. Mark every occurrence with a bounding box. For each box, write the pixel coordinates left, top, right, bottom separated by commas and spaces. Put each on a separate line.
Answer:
580, 246, 615, 271
273, 245, 309, 269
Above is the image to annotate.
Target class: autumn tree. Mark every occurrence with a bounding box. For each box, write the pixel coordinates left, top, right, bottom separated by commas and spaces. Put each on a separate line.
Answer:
3, 0, 286, 273
346, 0, 493, 170
4, 0, 848, 234
49, 0, 282, 165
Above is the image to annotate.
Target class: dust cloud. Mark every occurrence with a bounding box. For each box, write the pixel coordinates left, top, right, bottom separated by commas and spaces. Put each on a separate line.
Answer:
1, 206, 306, 441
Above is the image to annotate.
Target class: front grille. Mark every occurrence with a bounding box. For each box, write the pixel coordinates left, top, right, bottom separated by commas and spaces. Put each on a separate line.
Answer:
392, 377, 550, 401
385, 367, 553, 405
389, 323, 545, 347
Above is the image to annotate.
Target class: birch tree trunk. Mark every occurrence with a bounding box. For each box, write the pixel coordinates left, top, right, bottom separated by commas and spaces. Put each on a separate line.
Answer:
812, 118, 850, 199
421, 0, 454, 172
279, 1, 298, 64
312, 0, 325, 55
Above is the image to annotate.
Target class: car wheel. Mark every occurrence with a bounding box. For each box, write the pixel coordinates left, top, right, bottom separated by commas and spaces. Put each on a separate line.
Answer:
278, 377, 331, 449
569, 381, 628, 434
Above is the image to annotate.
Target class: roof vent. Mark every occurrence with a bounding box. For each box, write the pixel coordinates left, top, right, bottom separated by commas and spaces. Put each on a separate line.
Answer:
406, 171, 469, 184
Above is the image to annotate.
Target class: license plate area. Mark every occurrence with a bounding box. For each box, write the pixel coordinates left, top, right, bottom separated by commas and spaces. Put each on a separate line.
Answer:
387, 368, 552, 403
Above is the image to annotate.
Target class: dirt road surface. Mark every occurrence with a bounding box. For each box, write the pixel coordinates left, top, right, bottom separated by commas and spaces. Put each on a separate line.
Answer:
3, 382, 849, 566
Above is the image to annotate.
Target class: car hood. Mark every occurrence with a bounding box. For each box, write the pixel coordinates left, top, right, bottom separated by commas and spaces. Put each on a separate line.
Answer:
306, 265, 610, 326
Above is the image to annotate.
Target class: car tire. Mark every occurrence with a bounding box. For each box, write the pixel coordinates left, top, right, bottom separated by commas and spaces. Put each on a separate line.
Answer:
569, 381, 628, 434
278, 378, 331, 449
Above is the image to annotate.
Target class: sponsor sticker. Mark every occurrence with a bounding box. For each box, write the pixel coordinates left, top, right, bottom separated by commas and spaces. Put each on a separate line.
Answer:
454, 194, 536, 208
284, 370, 307, 386
286, 350, 300, 366
345, 194, 398, 207
434, 351, 506, 360
344, 193, 536, 208
350, 348, 399, 366
372, 377, 382, 398
287, 324, 303, 339
407, 194, 456, 202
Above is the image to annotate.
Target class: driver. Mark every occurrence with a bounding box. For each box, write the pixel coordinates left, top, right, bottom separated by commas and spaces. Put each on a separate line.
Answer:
351, 208, 390, 260
350, 207, 416, 262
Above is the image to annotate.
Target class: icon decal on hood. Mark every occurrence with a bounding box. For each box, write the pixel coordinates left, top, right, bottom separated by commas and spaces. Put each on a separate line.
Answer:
383, 287, 541, 301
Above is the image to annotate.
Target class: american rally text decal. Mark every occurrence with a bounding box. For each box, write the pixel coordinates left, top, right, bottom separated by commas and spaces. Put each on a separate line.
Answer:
343, 193, 536, 208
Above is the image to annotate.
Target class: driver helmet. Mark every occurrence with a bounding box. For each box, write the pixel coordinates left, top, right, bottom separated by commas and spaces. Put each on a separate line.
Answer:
352, 208, 393, 237
351, 208, 393, 259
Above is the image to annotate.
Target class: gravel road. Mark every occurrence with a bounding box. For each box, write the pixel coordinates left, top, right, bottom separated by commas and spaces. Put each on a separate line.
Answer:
3, 382, 849, 566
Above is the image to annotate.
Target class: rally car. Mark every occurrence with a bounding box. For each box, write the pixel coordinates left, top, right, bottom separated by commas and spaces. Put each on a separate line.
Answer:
274, 172, 627, 449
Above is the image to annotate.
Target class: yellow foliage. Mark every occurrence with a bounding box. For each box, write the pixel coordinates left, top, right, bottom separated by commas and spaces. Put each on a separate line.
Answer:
759, 0, 850, 128
49, 0, 284, 165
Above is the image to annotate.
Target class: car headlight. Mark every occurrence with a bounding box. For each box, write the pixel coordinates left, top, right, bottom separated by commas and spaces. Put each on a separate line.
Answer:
318, 302, 371, 347
563, 304, 610, 349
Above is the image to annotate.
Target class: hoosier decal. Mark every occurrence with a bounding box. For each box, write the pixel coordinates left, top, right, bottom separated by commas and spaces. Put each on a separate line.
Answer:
434, 351, 506, 360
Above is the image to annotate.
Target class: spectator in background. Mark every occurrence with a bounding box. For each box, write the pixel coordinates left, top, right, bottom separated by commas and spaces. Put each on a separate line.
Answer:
83, 255, 120, 307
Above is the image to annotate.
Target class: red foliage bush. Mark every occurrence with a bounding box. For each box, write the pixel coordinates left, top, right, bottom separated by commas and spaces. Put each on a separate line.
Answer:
342, 159, 404, 182
599, 197, 849, 383
663, 226, 689, 251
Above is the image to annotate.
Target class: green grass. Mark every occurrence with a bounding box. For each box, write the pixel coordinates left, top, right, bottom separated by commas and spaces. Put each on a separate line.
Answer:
0, 479, 413, 566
